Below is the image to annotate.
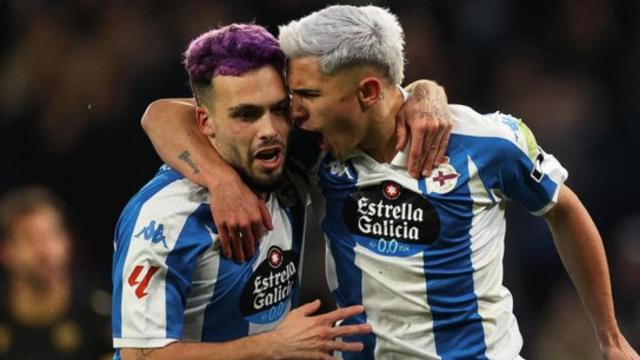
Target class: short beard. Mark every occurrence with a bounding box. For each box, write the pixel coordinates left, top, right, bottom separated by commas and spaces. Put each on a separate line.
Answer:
233, 165, 283, 194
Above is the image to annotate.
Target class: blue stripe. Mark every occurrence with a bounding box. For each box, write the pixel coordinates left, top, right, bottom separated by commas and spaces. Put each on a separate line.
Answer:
318, 157, 376, 360
112, 167, 183, 338
455, 134, 559, 213
418, 141, 487, 359
201, 247, 260, 341
164, 204, 215, 339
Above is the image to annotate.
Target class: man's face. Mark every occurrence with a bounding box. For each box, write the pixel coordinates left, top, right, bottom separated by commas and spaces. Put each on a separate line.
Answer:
2, 206, 71, 288
202, 66, 291, 192
287, 57, 366, 158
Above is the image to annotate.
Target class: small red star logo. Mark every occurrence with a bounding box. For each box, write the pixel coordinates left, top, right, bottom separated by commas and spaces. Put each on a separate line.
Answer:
268, 247, 283, 268
383, 181, 401, 200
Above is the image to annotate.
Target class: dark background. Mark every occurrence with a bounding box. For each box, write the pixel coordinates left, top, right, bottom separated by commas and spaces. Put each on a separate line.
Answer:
1, 0, 638, 358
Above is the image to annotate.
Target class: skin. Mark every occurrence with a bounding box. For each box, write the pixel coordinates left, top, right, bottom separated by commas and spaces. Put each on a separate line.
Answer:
288, 57, 404, 163
3, 206, 71, 288
122, 65, 372, 359
195, 66, 290, 196
1, 206, 72, 326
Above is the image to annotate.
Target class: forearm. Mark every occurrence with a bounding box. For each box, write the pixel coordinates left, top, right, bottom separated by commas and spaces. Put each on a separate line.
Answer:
545, 185, 620, 345
141, 98, 237, 188
121, 333, 277, 360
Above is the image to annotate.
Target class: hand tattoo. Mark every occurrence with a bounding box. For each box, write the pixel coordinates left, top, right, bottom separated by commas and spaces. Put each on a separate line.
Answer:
179, 150, 200, 174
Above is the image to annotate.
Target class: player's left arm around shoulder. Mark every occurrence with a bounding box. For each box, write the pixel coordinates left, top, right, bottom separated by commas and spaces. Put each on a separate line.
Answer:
543, 185, 638, 359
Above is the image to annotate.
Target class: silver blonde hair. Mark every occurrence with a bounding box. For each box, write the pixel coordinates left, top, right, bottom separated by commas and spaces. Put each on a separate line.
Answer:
278, 5, 405, 84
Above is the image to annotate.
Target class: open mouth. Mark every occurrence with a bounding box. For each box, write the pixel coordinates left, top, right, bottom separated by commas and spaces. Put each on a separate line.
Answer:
254, 146, 284, 171
255, 147, 281, 162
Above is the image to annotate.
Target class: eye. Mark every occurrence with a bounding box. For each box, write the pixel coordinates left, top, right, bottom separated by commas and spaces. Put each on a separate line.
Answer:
293, 90, 320, 99
272, 102, 290, 117
232, 111, 261, 121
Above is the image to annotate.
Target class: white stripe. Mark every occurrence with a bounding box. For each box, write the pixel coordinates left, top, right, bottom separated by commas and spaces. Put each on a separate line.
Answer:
120, 179, 202, 344
467, 157, 523, 359
182, 230, 218, 341
355, 242, 439, 360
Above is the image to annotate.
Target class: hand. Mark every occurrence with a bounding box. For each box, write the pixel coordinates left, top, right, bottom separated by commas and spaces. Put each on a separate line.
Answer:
601, 333, 639, 360
208, 172, 273, 262
266, 300, 372, 360
396, 79, 452, 178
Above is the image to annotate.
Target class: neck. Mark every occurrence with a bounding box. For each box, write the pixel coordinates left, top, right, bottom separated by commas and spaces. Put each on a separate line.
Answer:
360, 85, 404, 163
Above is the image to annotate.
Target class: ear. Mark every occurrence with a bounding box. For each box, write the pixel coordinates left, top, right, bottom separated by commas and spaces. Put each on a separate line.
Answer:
357, 77, 382, 109
196, 106, 215, 137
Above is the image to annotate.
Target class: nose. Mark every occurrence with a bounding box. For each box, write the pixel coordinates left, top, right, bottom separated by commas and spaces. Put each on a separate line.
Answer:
290, 96, 309, 127
257, 113, 280, 143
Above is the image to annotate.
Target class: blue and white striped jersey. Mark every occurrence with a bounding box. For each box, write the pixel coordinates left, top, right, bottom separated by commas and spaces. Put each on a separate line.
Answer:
112, 166, 306, 355
307, 105, 568, 359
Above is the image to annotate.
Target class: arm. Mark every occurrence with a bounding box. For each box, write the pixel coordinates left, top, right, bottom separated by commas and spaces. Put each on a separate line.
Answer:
544, 185, 638, 360
121, 300, 371, 360
397, 80, 452, 178
141, 99, 272, 261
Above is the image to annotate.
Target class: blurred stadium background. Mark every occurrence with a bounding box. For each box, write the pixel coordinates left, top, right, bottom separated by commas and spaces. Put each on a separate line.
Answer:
0, 0, 638, 358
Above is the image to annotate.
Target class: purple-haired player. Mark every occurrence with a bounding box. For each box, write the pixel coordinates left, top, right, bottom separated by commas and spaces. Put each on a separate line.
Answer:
112, 24, 371, 360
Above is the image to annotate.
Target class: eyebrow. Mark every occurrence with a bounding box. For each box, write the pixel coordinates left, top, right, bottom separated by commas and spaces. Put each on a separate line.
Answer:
227, 95, 290, 114
290, 88, 321, 96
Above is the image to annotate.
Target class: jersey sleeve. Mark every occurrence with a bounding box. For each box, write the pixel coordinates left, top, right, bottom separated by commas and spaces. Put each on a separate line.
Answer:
493, 114, 568, 215
112, 175, 214, 348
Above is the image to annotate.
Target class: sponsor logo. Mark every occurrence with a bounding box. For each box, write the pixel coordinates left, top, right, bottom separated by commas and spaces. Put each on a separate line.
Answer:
134, 220, 168, 249
426, 158, 459, 194
128, 265, 160, 299
240, 246, 298, 324
383, 181, 401, 200
343, 181, 440, 256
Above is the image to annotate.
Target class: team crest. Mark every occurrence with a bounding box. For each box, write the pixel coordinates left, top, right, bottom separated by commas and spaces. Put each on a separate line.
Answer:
426, 157, 459, 194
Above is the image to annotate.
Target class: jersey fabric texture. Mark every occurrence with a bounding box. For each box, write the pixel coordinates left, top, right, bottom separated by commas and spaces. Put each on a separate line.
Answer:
305, 105, 567, 360
111, 166, 306, 356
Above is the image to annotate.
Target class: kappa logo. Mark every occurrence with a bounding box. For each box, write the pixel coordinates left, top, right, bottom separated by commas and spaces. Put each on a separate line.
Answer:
426, 157, 459, 194
128, 265, 160, 299
134, 220, 168, 249
501, 114, 521, 142
325, 159, 354, 180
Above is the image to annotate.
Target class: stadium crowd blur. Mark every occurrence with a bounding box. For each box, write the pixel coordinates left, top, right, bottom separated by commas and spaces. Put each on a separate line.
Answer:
0, 0, 638, 358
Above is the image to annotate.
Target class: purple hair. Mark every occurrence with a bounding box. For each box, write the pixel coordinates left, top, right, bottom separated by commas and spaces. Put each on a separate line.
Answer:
184, 24, 286, 88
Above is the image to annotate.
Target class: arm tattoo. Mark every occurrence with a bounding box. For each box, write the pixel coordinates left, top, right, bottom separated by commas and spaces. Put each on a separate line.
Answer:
135, 349, 155, 360
179, 150, 200, 174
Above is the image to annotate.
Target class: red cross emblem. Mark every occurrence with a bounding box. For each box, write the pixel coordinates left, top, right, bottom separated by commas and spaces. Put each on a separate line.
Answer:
432, 171, 459, 186
383, 181, 401, 200
268, 247, 283, 268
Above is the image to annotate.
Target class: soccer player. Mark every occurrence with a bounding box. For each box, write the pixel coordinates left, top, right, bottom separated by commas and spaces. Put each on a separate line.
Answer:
0, 187, 112, 358
112, 24, 372, 360
142, 5, 639, 360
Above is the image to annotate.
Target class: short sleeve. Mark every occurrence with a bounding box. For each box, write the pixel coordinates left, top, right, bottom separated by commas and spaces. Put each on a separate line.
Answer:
112, 175, 213, 348
496, 116, 568, 215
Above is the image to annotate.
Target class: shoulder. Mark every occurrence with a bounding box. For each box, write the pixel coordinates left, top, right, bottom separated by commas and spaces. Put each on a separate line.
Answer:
449, 104, 538, 160
115, 166, 214, 248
